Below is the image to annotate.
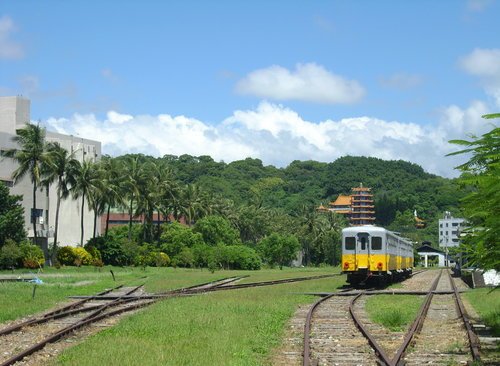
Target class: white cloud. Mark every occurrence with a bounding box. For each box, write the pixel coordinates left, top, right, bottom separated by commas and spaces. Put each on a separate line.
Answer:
466, 0, 493, 12
0, 16, 23, 60
107, 111, 133, 124
460, 48, 500, 106
379, 73, 423, 90
236, 63, 365, 104
460, 48, 500, 77
44, 101, 493, 178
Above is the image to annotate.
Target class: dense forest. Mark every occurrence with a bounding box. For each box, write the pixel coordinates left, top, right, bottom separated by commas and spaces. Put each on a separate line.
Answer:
159, 154, 464, 243
1, 123, 467, 269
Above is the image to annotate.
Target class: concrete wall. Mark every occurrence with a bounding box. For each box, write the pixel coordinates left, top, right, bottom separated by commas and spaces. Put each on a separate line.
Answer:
0, 96, 102, 249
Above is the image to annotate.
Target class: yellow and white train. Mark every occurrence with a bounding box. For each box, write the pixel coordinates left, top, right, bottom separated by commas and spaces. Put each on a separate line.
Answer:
342, 225, 414, 285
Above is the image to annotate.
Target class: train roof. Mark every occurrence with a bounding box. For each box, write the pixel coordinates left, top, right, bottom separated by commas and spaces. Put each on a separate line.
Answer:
342, 225, 413, 243
342, 225, 386, 234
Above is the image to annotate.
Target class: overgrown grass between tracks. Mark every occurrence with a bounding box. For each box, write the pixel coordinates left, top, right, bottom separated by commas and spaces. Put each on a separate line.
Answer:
365, 294, 424, 331
0, 266, 244, 322
51, 267, 343, 366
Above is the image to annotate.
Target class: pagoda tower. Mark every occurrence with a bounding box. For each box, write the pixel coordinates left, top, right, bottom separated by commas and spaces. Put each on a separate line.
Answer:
350, 184, 376, 226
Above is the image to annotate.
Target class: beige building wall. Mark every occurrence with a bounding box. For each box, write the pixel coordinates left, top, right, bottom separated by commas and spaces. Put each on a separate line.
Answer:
0, 96, 101, 253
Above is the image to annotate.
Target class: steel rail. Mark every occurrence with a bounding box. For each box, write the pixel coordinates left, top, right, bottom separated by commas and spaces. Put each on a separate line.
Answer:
0, 284, 145, 366
0, 298, 157, 366
196, 274, 341, 293
349, 293, 393, 366
0, 284, 124, 336
447, 271, 481, 362
155, 275, 249, 296
302, 292, 337, 366
390, 269, 443, 366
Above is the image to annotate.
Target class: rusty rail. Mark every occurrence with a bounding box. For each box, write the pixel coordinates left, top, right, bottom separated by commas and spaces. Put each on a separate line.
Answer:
349, 293, 393, 365
0, 284, 124, 336
390, 269, 443, 365
302, 293, 337, 366
0, 284, 145, 366
448, 271, 481, 362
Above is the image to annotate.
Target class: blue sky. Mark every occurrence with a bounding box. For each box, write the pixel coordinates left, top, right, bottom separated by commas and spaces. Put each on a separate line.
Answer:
1, 0, 499, 177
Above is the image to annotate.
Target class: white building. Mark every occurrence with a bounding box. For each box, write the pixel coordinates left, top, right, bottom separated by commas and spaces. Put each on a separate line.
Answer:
438, 211, 465, 248
0, 96, 101, 256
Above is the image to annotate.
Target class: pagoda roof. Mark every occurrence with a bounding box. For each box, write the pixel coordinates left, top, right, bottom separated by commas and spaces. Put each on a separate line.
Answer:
330, 194, 351, 206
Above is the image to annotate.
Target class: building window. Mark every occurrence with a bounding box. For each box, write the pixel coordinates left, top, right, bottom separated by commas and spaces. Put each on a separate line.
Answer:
31, 208, 43, 224
440, 223, 443, 228
452, 223, 458, 226
1, 179, 13, 188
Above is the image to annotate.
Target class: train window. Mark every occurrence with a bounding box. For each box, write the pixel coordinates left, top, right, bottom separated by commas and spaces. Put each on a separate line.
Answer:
360, 237, 366, 250
345, 237, 355, 250
371, 237, 382, 250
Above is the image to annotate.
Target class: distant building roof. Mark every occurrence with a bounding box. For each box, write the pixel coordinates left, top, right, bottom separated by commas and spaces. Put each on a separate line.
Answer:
416, 244, 444, 254
331, 194, 351, 206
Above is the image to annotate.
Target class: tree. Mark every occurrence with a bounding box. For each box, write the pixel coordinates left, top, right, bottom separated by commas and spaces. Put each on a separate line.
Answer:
447, 114, 500, 270
193, 215, 241, 246
0, 183, 26, 246
122, 155, 147, 240
43, 142, 78, 259
98, 156, 125, 238
1, 124, 50, 244
70, 159, 101, 246
258, 233, 300, 269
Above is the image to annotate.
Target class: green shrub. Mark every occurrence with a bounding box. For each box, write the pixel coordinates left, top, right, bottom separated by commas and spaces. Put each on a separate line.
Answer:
174, 247, 194, 268
73, 247, 93, 266
19, 242, 45, 269
84, 245, 102, 261
155, 252, 170, 267
0, 239, 22, 269
57, 246, 78, 266
212, 245, 261, 270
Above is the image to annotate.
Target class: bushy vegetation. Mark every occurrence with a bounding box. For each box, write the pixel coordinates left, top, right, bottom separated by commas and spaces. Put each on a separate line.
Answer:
448, 114, 500, 271
0, 183, 26, 246
2, 123, 473, 271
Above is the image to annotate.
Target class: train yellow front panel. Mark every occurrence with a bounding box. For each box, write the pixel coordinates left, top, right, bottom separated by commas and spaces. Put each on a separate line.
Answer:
368, 254, 387, 272
342, 254, 356, 271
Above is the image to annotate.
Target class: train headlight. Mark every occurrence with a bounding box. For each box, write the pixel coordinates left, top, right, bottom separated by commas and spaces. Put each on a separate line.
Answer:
377, 262, 383, 269
343, 262, 349, 269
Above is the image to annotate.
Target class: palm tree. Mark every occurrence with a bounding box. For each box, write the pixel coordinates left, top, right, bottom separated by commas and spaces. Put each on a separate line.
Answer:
99, 156, 125, 237
181, 184, 206, 226
122, 155, 147, 240
42, 142, 78, 260
70, 158, 100, 246
1, 124, 50, 245
146, 160, 177, 240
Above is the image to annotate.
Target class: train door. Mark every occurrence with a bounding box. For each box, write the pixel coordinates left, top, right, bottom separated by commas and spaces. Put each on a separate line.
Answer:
356, 232, 369, 268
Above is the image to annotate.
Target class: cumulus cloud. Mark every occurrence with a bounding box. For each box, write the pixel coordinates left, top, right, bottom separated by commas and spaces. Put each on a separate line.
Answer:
460, 48, 500, 106
44, 101, 493, 178
0, 16, 23, 60
235, 63, 365, 104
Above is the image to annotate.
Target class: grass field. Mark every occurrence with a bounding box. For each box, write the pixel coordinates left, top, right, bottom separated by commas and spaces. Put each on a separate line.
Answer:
365, 294, 424, 331
463, 287, 500, 336
2, 267, 498, 365
1, 266, 344, 366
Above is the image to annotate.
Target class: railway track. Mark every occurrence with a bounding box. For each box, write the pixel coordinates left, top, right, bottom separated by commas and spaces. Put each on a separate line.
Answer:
302, 269, 481, 366
0, 276, 248, 366
0, 273, 339, 365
